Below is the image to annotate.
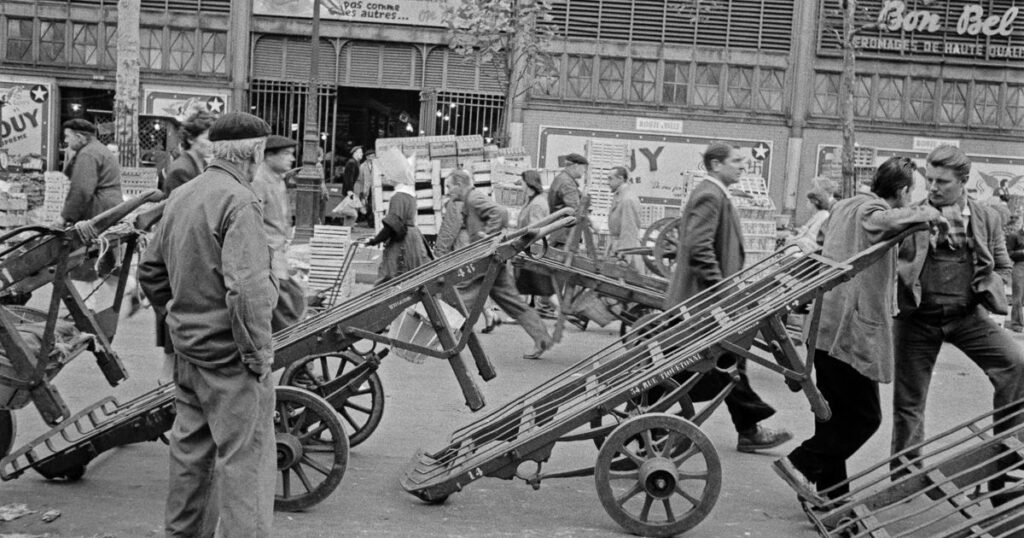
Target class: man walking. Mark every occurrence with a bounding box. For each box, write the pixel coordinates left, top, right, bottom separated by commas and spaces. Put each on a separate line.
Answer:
773, 157, 945, 503
892, 145, 1024, 463
665, 141, 791, 453
548, 153, 588, 248
139, 112, 278, 538
606, 165, 642, 269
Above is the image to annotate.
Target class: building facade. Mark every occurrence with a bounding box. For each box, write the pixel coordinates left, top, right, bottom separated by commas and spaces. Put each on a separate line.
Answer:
2, 0, 1021, 221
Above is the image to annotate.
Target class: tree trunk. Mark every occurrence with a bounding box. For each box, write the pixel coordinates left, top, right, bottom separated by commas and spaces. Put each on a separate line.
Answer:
114, 0, 140, 167
840, 0, 857, 198
502, 1, 533, 147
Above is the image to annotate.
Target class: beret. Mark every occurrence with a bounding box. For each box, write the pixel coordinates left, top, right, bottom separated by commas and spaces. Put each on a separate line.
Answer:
62, 119, 97, 135
208, 112, 271, 142
266, 135, 297, 152
564, 153, 588, 165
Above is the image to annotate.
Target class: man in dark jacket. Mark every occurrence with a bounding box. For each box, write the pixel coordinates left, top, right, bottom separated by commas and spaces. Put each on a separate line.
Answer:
59, 119, 122, 226
1006, 216, 1024, 332
139, 112, 278, 538
665, 141, 791, 453
547, 152, 587, 247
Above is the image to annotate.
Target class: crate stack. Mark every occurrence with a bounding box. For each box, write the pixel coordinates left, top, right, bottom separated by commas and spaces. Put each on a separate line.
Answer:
307, 225, 353, 305
584, 140, 629, 234
43, 172, 70, 224
120, 167, 159, 200
0, 191, 28, 238
732, 176, 778, 268
372, 158, 442, 235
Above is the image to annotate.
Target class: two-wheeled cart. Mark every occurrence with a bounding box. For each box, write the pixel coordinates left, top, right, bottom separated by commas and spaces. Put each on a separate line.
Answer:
1, 207, 576, 511
402, 228, 921, 537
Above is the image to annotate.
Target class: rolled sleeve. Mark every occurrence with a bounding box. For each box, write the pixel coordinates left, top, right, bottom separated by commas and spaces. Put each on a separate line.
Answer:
221, 202, 278, 372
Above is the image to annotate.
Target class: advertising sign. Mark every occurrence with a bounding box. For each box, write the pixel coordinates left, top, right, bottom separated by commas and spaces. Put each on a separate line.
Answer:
254, 0, 456, 28
815, 145, 1024, 203
0, 76, 55, 171
539, 126, 774, 225
142, 85, 229, 119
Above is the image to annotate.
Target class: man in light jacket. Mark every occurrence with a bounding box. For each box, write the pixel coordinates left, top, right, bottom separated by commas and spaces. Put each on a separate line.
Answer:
606, 166, 642, 269
773, 157, 945, 504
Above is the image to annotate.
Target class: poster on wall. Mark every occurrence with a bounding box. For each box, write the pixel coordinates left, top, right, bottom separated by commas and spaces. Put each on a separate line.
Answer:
142, 85, 229, 119
254, 0, 456, 27
0, 76, 55, 172
815, 145, 1024, 206
538, 126, 774, 226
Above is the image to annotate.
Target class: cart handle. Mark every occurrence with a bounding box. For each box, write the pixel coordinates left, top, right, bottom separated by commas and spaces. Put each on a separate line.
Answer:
76, 189, 166, 240
523, 216, 577, 245
506, 207, 575, 241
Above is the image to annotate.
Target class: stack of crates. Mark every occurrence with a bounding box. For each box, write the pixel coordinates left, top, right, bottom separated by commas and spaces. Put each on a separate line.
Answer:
43, 172, 70, 225
307, 225, 353, 304
372, 158, 442, 236
0, 191, 28, 239
120, 167, 159, 200
455, 135, 485, 169
732, 175, 778, 268
583, 140, 629, 234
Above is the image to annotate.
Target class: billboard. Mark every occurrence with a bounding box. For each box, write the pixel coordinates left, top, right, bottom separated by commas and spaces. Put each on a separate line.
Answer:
142, 85, 229, 118
254, 0, 456, 27
0, 76, 56, 171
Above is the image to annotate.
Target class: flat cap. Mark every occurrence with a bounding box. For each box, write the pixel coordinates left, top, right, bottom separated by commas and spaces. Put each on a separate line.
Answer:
564, 153, 588, 165
208, 112, 271, 142
266, 135, 297, 152
62, 119, 97, 135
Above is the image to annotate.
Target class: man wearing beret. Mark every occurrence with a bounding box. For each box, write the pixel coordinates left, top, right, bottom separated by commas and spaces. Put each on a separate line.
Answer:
252, 134, 306, 330
140, 112, 278, 537
548, 152, 588, 247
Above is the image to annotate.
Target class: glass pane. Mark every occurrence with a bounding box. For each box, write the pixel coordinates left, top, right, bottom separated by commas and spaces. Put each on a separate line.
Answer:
758, 68, 784, 111
726, 66, 753, 109
168, 29, 196, 71
200, 31, 227, 74
854, 75, 871, 118
812, 73, 839, 116
907, 78, 935, 122
630, 60, 656, 102
40, 21, 66, 63
6, 19, 33, 61
970, 83, 999, 126
662, 61, 688, 104
141, 27, 163, 69
104, 26, 117, 66
940, 82, 967, 124
693, 63, 720, 107
72, 23, 99, 65
598, 58, 624, 101
567, 55, 593, 99
875, 76, 903, 121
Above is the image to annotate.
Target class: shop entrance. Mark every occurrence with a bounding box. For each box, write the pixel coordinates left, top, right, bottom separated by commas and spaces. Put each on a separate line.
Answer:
332, 87, 421, 159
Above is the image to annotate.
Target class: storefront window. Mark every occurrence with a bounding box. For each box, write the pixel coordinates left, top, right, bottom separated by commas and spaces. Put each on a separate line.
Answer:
811, 73, 839, 117
168, 29, 196, 72
693, 63, 721, 108
853, 75, 871, 118
629, 60, 657, 103
71, 22, 99, 66
531, 54, 561, 98
874, 76, 903, 121
598, 58, 625, 101
200, 30, 227, 74
906, 78, 935, 123
1004, 85, 1024, 129
40, 21, 66, 63
103, 25, 117, 66
970, 82, 1000, 127
726, 66, 753, 109
566, 55, 593, 100
140, 27, 163, 69
662, 61, 689, 105
939, 81, 967, 125
757, 68, 784, 111
5, 18, 33, 62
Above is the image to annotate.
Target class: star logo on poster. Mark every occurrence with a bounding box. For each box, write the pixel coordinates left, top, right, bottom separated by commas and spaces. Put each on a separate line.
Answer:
207, 96, 225, 113
751, 143, 770, 161
30, 85, 49, 103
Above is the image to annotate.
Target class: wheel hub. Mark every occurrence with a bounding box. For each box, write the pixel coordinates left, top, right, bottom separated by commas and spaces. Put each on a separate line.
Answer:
276, 432, 304, 470
639, 457, 678, 499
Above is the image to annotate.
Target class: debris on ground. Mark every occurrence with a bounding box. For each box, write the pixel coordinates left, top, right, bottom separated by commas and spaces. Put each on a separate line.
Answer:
40, 510, 60, 523
0, 504, 35, 522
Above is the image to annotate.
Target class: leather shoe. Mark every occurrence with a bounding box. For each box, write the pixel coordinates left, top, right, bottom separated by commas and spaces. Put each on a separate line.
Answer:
737, 424, 793, 453
523, 338, 552, 360
772, 457, 829, 507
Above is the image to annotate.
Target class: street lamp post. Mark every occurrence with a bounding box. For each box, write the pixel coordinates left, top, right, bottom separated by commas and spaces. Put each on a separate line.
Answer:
292, 0, 323, 243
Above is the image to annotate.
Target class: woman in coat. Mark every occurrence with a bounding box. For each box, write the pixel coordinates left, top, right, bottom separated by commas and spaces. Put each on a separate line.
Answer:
365, 179, 429, 282
514, 170, 557, 316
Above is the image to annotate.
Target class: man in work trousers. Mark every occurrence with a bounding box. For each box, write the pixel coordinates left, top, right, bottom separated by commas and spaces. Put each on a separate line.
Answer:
140, 112, 278, 538
606, 165, 642, 270
665, 141, 792, 453
772, 157, 946, 504
547, 152, 588, 248
446, 170, 554, 360
892, 145, 1024, 465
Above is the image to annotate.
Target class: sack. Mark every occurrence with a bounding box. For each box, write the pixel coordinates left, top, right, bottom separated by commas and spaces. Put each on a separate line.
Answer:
331, 193, 362, 219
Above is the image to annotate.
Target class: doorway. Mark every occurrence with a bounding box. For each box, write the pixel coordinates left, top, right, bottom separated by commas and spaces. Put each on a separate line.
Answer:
333, 87, 421, 159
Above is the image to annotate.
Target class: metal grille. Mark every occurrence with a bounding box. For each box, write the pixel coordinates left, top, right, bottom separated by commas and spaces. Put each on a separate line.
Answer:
547, 0, 794, 52
433, 92, 504, 140
249, 80, 339, 175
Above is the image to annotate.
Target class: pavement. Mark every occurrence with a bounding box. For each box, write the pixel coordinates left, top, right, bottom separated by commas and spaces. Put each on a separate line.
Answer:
1, 289, 1022, 537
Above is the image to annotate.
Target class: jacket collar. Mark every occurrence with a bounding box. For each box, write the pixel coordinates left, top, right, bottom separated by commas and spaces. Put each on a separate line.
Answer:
207, 159, 251, 186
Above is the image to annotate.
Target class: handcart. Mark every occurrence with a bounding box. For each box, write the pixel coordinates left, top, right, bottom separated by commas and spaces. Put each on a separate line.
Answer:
401, 226, 925, 537
1, 207, 576, 512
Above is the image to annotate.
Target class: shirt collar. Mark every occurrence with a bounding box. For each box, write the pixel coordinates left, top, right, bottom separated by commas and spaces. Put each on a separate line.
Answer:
703, 175, 732, 199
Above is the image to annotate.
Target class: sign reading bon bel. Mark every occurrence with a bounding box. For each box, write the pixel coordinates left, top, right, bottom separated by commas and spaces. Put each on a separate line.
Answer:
142, 85, 230, 119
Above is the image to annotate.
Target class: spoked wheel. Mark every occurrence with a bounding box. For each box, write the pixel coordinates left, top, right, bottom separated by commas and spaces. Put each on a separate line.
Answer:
0, 409, 14, 458
594, 413, 721, 537
590, 379, 695, 449
651, 219, 679, 278
274, 386, 349, 512
641, 218, 677, 276
280, 352, 384, 447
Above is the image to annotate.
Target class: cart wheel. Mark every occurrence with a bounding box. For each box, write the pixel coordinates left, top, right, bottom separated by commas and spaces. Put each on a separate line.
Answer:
640, 218, 677, 276
595, 413, 721, 537
652, 220, 679, 278
1, 409, 15, 458
590, 379, 695, 449
274, 386, 349, 512
280, 352, 385, 447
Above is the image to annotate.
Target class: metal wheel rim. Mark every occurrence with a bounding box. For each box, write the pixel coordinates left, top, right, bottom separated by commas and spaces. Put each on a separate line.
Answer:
274, 386, 349, 512
280, 352, 385, 447
641, 218, 677, 275
594, 413, 721, 537
652, 220, 679, 278
0, 409, 15, 458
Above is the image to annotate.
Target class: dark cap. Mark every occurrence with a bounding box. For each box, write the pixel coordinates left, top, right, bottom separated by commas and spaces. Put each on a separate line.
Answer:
208, 112, 271, 142
564, 153, 588, 166
62, 119, 97, 135
266, 135, 297, 152
520, 170, 544, 193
